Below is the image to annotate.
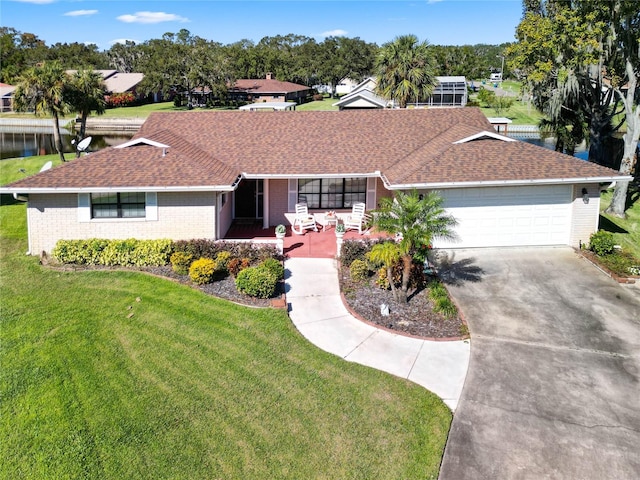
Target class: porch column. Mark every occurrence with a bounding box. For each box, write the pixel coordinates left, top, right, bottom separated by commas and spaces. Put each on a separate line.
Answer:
263, 179, 270, 229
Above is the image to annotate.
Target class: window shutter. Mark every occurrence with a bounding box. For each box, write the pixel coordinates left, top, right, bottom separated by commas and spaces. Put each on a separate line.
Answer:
288, 179, 298, 211
78, 193, 90, 222
366, 178, 376, 210
146, 192, 158, 221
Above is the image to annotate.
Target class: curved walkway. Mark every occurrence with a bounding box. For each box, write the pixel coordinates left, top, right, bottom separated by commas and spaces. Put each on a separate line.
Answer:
285, 257, 470, 411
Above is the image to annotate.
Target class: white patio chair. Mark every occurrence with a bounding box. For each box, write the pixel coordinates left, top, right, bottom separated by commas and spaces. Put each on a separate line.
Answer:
292, 203, 318, 235
343, 202, 368, 234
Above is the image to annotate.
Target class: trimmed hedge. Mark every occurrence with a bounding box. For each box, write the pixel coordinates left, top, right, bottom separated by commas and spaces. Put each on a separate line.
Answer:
52, 238, 173, 267
235, 267, 278, 298
189, 258, 218, 285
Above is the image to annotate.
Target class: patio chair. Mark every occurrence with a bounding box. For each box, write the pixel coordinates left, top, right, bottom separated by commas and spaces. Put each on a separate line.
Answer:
292, 203, 318, 235
343, 202, 368, 234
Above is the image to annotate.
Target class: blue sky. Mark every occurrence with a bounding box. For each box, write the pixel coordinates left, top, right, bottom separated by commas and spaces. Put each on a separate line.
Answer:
3, 0, 524, 50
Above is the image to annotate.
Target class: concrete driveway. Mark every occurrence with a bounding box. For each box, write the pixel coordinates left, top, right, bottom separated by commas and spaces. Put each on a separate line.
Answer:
437, 247, 640, 480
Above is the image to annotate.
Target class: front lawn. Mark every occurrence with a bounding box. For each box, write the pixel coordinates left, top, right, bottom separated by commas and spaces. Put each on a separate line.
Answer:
599, 185, 640, 260
0, 158, 451, 479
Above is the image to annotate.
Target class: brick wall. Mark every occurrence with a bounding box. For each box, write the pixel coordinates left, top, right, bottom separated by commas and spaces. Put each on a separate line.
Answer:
27, 192, 217, 255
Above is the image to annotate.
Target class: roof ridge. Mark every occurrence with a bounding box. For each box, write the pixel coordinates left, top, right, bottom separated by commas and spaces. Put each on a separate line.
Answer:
384, 122, 485, 184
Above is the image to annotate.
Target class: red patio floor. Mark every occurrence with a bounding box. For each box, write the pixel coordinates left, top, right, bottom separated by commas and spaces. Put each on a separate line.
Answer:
224, 223, 380, 258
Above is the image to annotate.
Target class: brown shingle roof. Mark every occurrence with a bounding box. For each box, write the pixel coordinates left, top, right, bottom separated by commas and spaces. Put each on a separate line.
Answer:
3, 108, 625, 192
231, 78, 311, 94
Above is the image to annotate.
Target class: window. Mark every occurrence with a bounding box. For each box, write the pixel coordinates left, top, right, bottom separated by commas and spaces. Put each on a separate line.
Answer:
91, 192, 146, 219
298, 178, 366, 209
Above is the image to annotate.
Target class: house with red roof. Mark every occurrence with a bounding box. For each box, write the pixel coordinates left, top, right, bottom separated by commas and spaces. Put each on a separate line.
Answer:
229, 73, 313, 104
1, 108, 629, 255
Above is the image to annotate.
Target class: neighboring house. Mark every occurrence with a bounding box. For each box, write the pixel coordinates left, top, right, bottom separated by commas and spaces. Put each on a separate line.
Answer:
66, 70, 145, 97
335, 77, 361, 95
0, 83, 16, 112
229, 73, 312, 104
0, 108, 629, 255
334, 76, 468, 110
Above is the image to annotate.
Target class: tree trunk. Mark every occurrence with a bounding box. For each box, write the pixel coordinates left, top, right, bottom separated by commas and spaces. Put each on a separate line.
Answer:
387, 265, 400, 303
398, 254, 412, 304
77, 110, 88, 158
51, 111, 66, 162
605, 59, 639, 218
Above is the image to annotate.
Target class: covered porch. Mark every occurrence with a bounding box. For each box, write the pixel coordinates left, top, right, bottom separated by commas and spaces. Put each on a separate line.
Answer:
224, 222, 382, 258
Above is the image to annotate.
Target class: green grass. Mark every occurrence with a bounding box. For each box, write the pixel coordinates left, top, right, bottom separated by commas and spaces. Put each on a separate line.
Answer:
599, 186, 640, 259
295, 96, 340, 111
0, 156, 451, 479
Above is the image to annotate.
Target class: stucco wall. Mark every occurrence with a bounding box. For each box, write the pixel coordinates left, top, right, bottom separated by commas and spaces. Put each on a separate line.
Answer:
27, 192, 217, 255
569, 183, 601, 248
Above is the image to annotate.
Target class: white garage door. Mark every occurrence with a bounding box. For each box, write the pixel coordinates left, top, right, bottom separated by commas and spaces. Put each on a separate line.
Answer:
434, 185, 572, 248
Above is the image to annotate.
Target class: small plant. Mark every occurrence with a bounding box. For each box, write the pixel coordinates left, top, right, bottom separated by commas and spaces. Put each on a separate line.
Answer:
170, 251, 193, 275
275, 224, 286, 235
189, 257, 217, 285
259, 257, 285, 281
214, 251, 232, 273
589, 230, 615, 256
335, 223, 345, 233
227, 257, 251, 277
235, 267, 278, 298
349, 259, 370, 282
427, 280, 458, 319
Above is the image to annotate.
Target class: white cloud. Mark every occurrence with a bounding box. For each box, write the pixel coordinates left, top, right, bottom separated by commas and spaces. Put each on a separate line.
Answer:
320, 29, 348, 37
64, 10, 98, 17
426, 0, 444, 4
117, 11, 189, 24
13, 0, 55, 4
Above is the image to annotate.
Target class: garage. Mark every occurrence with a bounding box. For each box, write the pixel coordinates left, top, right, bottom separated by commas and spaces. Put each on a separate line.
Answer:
434, 185, 572, 248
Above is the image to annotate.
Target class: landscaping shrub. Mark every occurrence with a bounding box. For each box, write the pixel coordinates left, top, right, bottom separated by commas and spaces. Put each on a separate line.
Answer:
341, 239, 384, 268
235, 267, 277, 298
131, 239, 174, 266
100, 238, 139, 266
374, 261, 425, 290
597, 250, 638, 276
259, 257, 285, 281
173, 239, 281, 264
214, 251, 232, 273
227, 257, 251, 277
589, 230, 615, 256
349, 259, 370, 282
170, 251, 194, 275
427, 280, 458, 319
433, 296, 458, 319
189, 258, 218, 285
53, 238, 108, 265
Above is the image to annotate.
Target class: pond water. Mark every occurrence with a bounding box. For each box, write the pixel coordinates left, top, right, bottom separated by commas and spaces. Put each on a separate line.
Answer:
0, 127, 132, 160
510, 134, 589, 160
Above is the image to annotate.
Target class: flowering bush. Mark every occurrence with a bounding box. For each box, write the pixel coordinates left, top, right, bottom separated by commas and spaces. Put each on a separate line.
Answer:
106, 92, 136, 108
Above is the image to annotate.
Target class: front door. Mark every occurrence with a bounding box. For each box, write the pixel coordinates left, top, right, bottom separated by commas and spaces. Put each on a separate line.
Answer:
234, 179, 263, 220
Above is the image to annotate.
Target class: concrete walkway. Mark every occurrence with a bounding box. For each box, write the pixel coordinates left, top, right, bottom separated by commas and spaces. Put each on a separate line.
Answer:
285, 257, 470, 411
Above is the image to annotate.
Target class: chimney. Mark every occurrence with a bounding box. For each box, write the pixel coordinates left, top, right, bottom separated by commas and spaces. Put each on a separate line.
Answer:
266, 72, 273, 80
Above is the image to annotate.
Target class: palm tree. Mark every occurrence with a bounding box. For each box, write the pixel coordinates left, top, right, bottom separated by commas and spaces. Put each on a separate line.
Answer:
375, 34, 437, 108
372, 190, 457, 304
67, 69, 107, 156
13, 61, 69, 162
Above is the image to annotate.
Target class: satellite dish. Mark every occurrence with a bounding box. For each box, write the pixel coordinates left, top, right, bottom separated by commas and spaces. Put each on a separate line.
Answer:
39, 161, 52, 172
76, 136, 92, 152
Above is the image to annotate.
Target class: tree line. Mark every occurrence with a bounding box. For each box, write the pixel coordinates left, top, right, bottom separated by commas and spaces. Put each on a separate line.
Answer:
507, 0, 639, 217
1, 26, 510, 98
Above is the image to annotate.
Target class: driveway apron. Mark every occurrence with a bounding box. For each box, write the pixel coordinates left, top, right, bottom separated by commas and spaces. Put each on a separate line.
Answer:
438, 247, 640, 480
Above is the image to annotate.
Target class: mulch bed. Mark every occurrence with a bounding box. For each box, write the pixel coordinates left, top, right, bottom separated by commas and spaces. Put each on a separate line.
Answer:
338, 268, 468, 340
